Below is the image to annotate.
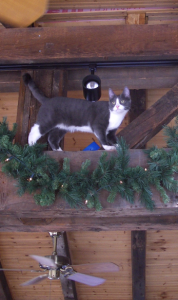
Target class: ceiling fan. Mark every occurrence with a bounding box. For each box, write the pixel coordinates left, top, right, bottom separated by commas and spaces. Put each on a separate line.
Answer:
0, 232, 119, 287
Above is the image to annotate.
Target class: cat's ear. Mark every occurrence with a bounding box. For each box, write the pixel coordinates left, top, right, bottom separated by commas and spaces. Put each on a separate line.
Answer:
123, 87, 130, 98
109, 88, 115, 99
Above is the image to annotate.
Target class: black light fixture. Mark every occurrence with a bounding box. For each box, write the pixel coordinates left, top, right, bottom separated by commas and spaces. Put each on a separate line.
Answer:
82, 64, 101, 101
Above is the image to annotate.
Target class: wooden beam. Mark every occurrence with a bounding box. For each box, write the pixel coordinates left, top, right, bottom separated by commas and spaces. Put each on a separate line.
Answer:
126, 13, 146, 25
131, 231, 146, 300
0, 262, 13, 300
118, 82, 178, 148
129, 89, 146, 149
1, 25, 178, 64
55, 232, 78, 300
1, 65, 178, 94
67, 66, 178, 90
1, 150, 178, 231
15, 70, 33, 146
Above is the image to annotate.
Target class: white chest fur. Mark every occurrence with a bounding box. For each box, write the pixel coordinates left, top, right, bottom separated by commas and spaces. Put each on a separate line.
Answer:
107, 109, 128, 132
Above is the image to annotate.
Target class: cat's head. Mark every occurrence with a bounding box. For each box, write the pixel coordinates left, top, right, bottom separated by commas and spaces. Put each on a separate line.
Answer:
108, 87, 131, 112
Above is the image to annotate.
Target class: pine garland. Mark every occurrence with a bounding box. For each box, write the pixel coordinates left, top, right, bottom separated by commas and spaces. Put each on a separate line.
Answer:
1, 117, 178, 211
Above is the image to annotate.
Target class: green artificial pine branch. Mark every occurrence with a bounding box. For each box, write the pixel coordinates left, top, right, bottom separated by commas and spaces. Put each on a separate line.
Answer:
1, 118, 178, 210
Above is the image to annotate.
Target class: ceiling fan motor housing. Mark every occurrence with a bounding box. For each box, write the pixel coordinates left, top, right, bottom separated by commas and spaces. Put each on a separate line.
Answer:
39, 255, 69, 270
48, 269, 60, 280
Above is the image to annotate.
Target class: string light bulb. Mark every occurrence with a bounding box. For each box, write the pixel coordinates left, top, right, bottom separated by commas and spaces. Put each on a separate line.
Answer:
27, 173, 34, 182
120, 180, 123, 184
145, 168, 148, 171
85, 200, 88, 205
5, 156, 13, 162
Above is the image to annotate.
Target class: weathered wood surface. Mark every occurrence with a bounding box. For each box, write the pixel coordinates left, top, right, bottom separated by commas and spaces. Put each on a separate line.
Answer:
15, 69, 64, 148
129, 89, 146, 123
1, 25, 178, 64
56, 233, 78, 300
0, 150, 178, 232
0, 262, 13, 300
68, 66, 178, 90
131, 231, 146, 300
118, 82, 178, 148
1, 66, 178, 93
0, 71, 20, 93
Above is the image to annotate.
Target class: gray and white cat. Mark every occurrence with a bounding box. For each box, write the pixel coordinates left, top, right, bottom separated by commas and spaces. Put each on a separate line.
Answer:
23, 73, 131, 151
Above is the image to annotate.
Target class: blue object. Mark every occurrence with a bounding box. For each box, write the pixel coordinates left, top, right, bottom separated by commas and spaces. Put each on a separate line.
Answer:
83, 141, 100, 151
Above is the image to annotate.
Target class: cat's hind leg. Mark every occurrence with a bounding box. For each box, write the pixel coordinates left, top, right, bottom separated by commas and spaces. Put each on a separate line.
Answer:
48, 128, 66, 151
28, 124, 42, 145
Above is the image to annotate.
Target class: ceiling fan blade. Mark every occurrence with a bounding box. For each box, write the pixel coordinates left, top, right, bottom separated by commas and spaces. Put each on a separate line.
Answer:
21, 274, 48, 286
30, 255, 56, 268
67, 272, 106, 286
71, 262, 119, 274
0, 268, 43, 272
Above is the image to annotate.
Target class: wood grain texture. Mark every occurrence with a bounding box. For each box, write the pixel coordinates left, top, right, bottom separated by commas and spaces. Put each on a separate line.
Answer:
0, 92, 18, 129
48, 0, 178, 11
131, 231, 146, 300
0, 71, 20, 93
67, 66, 178, 91
1, 150, 178, 231
1, 25, 178, 64
0, 232, 63, 300
146, 230, 178, 300
145, 88, 174, 149
0, 262, 13, 300
57, 233, 78, 300
118, 83, 178, 148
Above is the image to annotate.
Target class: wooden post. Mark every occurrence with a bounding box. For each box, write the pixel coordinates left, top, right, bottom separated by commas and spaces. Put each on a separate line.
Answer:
131, 231, 146, 300
15, 69, 68, 149
0, 262, 13, 300
54, 232, 78, 300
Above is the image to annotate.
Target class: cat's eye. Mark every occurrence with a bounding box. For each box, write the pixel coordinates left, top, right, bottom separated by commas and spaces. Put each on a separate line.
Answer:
121, 100, 125, 103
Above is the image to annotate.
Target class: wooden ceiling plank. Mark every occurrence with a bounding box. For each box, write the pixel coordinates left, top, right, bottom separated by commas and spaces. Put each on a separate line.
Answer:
0, 71, 20, 93
131, 231, 146, 300
1, 25, 178, 64
117, 82, 178, 148
0, 262, 13, 300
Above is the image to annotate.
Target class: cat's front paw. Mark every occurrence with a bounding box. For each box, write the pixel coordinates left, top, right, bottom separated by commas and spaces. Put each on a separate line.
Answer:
103, 145, 116, 151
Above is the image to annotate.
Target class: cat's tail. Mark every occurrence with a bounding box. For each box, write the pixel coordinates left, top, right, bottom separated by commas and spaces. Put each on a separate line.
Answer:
23, 73, 48, 104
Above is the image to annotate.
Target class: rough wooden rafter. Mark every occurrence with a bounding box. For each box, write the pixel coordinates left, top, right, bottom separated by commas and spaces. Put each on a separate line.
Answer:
51, 232, 78, 300
131, 231, 146, 300
0, 150, 178, 232
0, 262, 13, 300
118, 82, 178, 148
1, 25, 178, 64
